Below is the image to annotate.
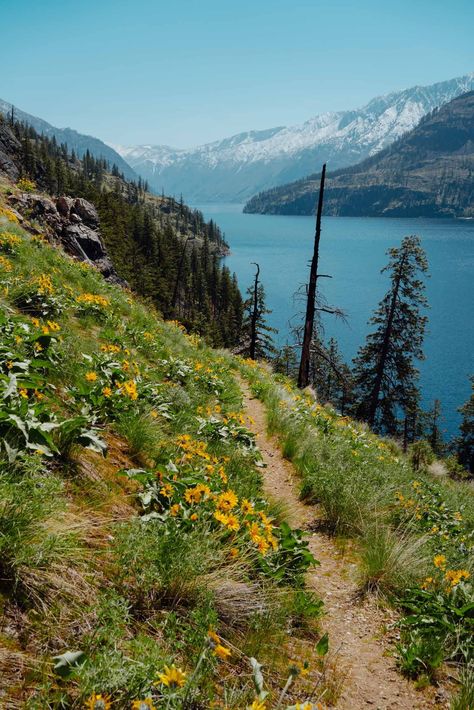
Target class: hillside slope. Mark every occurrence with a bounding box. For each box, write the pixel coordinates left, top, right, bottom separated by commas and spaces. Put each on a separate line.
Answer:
0, 114, 242, 347
116, 73, 474, 202
1, 202, 472, 707
0, 98, 139, 183
244, 91, 474, 217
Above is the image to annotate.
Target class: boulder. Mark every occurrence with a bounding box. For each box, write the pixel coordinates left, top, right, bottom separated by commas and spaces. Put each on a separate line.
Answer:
8, 192, 126, 287
71, 198, 99, 228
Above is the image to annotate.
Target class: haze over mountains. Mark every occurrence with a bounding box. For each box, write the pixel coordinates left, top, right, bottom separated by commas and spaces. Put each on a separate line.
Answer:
115, 73, 474, 203
244, 91, 474, 218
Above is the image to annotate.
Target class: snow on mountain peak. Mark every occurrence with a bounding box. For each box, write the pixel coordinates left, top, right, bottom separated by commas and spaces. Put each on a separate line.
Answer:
114, 72, 474, 201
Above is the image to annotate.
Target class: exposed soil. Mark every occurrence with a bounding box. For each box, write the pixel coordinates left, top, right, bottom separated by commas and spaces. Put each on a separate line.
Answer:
239, 380, 447, 710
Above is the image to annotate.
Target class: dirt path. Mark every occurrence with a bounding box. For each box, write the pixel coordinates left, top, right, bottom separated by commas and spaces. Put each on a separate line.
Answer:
240, 380, 444, 710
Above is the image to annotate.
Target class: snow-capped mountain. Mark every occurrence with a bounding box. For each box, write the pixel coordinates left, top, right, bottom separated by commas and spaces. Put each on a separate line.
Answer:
115, 73, 474, 202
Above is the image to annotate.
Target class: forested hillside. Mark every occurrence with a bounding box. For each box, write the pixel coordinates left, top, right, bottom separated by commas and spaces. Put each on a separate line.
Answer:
0, 112, 243, 346
244, 91, 474, 217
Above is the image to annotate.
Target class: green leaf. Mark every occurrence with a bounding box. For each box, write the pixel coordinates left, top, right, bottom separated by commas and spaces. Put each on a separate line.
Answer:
53, 650, 86, 677
315, 632, 329, 657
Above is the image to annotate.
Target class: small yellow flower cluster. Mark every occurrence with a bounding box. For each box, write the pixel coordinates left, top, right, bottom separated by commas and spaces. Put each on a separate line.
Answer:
0, 231, 21, 253
444, 569, 470, 590
17, 177, 36, 192
30, 318, 61, 335
0, 206, 19, 223
35, 273, 54, 295
76, 292, 110, 308
118, 379, 138, 400
0, 255, 13, 272
100, 343, 121, 353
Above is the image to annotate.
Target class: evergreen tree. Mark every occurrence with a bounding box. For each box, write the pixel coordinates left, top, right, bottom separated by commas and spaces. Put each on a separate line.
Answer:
352, 235, 428, 435
456, 377, 474, 473
311, 336, 353, 413
274, 344, 298, 378
241, 268, 277, 359
426, 399, 444, 456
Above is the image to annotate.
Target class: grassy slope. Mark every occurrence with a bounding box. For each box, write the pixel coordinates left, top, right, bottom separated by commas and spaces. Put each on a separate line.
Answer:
1, 186, 473, 707
238, 361, 474, 698
0, 201, 330, 709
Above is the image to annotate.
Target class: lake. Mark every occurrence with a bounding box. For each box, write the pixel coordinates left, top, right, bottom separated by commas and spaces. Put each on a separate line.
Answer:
196, 204, 474, 440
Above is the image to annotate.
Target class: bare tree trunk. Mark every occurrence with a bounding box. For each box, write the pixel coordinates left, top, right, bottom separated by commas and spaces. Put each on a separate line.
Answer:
249, 263, 260, 360
298, 164, 326, 389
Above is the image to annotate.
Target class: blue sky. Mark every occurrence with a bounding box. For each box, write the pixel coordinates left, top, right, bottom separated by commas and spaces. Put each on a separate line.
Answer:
1, 0, 473, 147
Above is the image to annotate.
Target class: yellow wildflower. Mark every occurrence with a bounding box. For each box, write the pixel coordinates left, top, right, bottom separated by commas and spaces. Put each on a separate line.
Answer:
122, 379, 138, 400
131, 700, 156, 710
102, 386, 112, 397
156, 664, 187, 688
248, 700, 266, 710
433, 554, 447, 569
213, 643, 231, 661
170, 504, 180, 517
241, 499, 255, 515
445, 569, 470, 589
160, 483, 174, 498
85, 694, 111, 710
216, 489, 238, 511
85, 371, 98, 382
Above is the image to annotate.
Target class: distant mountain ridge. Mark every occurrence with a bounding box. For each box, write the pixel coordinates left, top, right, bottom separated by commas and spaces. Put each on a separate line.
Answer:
115, 73, 474, 202
244, 91, 474, 218
0, 99, 139, 183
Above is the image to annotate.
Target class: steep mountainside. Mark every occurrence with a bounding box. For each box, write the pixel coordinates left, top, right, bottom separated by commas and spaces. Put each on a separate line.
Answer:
116, 73, 474, 202
244, 91, 474, 218
0, 99, 139, 183
0, 115, 242, 346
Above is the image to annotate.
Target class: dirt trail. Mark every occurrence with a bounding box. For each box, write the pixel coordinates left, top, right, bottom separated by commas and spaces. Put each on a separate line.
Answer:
240, 380, 443, 710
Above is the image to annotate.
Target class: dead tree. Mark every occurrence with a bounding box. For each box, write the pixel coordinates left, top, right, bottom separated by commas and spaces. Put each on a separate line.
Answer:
297, 164, 326, 389
249, 262, 260, 360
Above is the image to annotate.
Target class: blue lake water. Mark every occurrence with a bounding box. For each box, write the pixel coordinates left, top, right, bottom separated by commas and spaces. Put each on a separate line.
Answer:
196, 204, 474, 440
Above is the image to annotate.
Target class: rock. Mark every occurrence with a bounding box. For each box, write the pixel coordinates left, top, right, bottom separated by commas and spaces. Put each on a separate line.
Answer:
71, 198, 99, 227
0, 124, 22, 182
56, 195, 74, 218
8, 191, 126, 287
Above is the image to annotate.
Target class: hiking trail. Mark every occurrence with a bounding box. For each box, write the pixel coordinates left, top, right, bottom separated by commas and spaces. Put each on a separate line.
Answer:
239, 379, 445, 710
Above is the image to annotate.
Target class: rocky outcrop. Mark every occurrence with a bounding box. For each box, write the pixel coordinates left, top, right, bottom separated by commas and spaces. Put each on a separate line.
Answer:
0, 123, 22, 182
8, 192, 126, 285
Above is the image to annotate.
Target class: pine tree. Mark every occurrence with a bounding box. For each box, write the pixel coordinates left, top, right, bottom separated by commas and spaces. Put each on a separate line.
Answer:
456, 377, 474, 473
311, 336, 353, 413
427, 399, 444, 456
241, 267, 277, 360
352, 235, 428, 435
274, 344, 298, 378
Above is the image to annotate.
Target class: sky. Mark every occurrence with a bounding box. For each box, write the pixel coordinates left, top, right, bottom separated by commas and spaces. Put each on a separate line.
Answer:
1, 0, 473, 148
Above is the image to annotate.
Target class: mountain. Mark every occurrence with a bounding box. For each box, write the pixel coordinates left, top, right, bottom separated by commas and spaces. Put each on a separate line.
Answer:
244, 91, 474, 218
0, 113, 242, 346
0, 98, 139, 183
115, 73, 474, 202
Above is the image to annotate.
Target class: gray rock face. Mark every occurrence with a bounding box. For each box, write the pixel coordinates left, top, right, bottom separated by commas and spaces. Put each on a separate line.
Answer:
0, 124, 22, 182
8, 192, 126, 286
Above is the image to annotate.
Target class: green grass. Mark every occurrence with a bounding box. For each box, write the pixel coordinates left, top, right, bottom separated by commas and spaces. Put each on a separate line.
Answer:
239, 360, 474, 694
0, 214, 327, 708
